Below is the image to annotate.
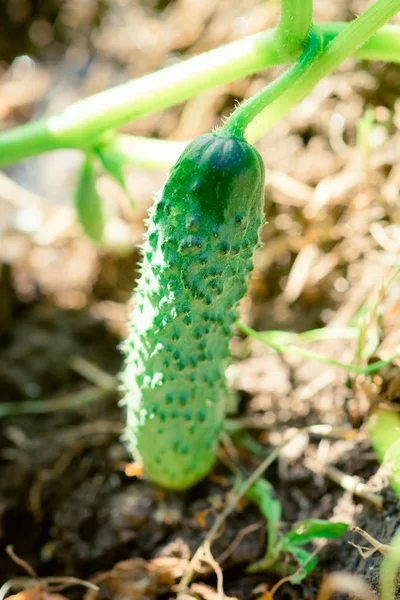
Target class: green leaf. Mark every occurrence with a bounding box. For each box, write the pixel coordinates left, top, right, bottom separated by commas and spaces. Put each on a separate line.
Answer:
285, 546, 318, 583
96, 144, 136, 207
246, 479, 282, 556
283, 519, 348, 546
74, 155, 104, 243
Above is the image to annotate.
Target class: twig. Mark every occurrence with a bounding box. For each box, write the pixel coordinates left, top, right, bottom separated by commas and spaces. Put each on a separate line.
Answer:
198, 547, 225, 600
305, 458, 383, 510
0, 547, 98, 600
351, 526, 389, 558
270, 546, 321, 597
317, 572, 375, 600
69, 356, 117, 390
6, 546, 37, 579
0, 385, 114, 417
226, 418, 358, 441
216, 522, 263, 564
35, 577, 99, 593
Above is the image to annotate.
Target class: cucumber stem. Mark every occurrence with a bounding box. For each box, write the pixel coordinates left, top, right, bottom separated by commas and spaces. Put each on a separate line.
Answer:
221, 26, 322, 139
277, 0, 314, 59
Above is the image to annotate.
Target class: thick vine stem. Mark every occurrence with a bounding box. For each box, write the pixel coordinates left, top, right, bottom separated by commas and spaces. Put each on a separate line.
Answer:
277, 0, 314, 58
1, 19, 400, 166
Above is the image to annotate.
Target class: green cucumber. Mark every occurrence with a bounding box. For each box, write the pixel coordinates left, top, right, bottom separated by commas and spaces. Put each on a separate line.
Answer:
121, 131, 265, 490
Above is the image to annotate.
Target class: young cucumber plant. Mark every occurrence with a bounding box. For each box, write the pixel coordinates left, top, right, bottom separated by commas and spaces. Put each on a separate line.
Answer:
1, 0, 400, 492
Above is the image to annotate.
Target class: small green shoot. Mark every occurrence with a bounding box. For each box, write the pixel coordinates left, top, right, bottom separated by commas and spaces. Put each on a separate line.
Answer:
237, 323, 400, 376
246, 479, 348, 582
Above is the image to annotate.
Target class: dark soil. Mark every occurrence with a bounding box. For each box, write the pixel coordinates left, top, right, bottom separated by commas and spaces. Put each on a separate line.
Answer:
1, 1, 400, 599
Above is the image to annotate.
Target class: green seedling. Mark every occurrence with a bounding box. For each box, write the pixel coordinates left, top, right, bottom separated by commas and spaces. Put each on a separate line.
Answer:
246, 479, 348, 582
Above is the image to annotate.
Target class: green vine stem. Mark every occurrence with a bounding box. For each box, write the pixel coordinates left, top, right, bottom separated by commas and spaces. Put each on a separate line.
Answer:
221, 27, 322, 139
95, 134, 188, 171
320, 21, 400, 60
368, 407, 400, 500
246, 0, 400, 142
1, 21, 400, 167
221, 0, 316, 137
277, 0, 313, 57
237, 323, 400, 376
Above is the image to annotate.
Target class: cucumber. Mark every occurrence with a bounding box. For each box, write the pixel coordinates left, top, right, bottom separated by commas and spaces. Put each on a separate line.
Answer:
121, 132, 265, 490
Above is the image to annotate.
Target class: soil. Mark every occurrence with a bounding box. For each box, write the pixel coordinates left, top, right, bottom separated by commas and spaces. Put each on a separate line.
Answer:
1, 1, 400, 599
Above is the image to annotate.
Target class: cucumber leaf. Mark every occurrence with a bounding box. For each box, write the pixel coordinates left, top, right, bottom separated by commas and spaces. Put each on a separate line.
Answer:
96, 143, 136, 207
284, 545, 318, 583
74, 154, 104, 243
283, 519, 348, 546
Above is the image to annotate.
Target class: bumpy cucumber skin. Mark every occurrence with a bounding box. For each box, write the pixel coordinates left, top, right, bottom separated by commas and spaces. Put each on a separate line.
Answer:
122, 132, 265, 490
